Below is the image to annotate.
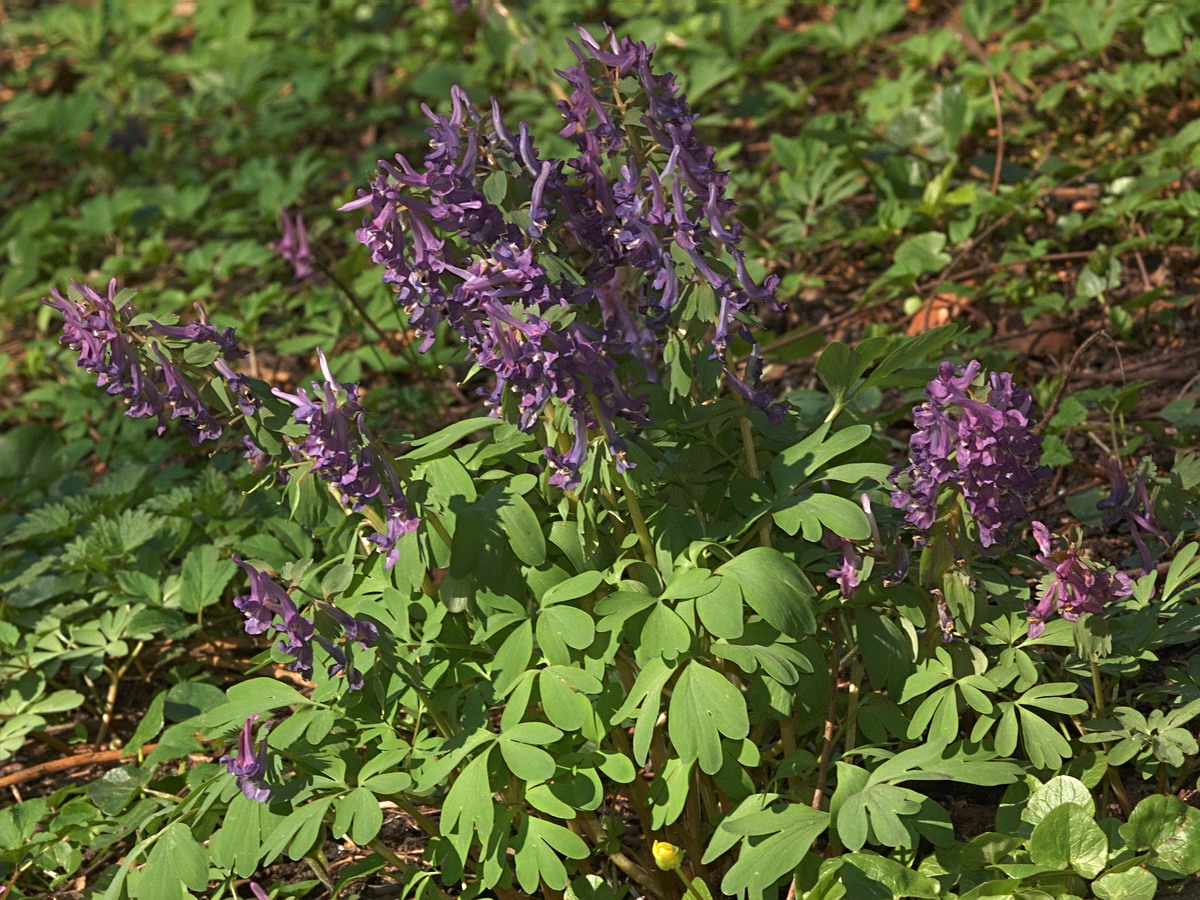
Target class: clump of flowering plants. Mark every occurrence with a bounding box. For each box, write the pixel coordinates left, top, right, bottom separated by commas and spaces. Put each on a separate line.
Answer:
35, 26, 1199, 900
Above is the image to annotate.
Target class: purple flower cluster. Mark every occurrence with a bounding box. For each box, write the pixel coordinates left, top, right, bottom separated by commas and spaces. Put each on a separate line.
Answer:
343, 27, 780, 488
231, 555, 378, 688
272, 351, 418, 565
890, 361, 1049, 547
43, 280, 260, 444
221, 714, 270, 802
1025, 522, 1134, 638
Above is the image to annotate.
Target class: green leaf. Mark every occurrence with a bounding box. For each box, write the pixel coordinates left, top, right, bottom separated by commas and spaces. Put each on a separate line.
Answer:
442, 750, 495, 863
1018, 707, 1074, 770
340, 786, 384, 845
512, 814, 589, 894
1091, 867, 1157, 900
538, 666, 600, 733
537, 605, 594, 664
492, 621, 534, 697
842, 850, 941, 898
482, 170, 508, 205
1022, 776, 1094, 825
87, 766, 152, 817
648, 757, 694, 829
610, 658, 674, 765
776, 492, 870, 541
1121, 794, 1189, 851
500, 738, 558, 783
717, 547, 816, 637
1027, 803, 1107, 879
321, 563, 355, 598
816, 343, 852, 398
124, 690, 166, 754
145, 822, 209, 893
260, 797, 333, 865
668, 661, 749, 775
179, 544, 236, 613
696, 575, 744, 639
182, 340, 221, 367
640, 603, 691, 660
403, 416, 504, 460
208, 793, 263, 876
498, 491, 546, 566
1122, 795, 1200, 874
718, 802, 829, 897
889, 232, 950, 278
542, 571, 604, 606
772, 423, 873, 491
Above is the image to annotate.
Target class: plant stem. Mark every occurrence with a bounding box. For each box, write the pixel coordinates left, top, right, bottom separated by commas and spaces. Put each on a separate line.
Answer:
738, 413, 773, 548
811, 615, 842, 811
673, 867, 709, 900
618, 469, 658, 570
1090, 660, 1107, 717
367, 838, 455, 900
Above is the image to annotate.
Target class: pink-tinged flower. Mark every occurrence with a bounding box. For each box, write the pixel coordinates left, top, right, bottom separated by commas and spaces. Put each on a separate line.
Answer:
275, 208, 314, 280
1025, 522, 1134, 638
220, 715, 270, 802
248, 883, 270, 900
826, 537, 863, 598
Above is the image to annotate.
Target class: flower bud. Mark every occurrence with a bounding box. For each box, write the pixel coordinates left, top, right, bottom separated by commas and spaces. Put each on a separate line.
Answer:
652, 840, 685, 871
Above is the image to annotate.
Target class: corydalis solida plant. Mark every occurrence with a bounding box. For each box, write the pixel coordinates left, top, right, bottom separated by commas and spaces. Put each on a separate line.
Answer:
342, 26, 781, 490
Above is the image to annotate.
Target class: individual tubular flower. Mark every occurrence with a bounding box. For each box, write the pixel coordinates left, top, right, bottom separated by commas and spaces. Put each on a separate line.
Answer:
1097, 458, 1170, 575
220, 714, 270, 802
1025, 522, 1134, 638
890, 361, 1049, 547
275, 207, 314, 280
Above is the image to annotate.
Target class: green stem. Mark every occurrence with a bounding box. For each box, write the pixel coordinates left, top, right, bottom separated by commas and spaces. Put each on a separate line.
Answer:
618, 469, 658, 571
738, 413, 773, 549
1090, 660, 1107, 717
367, 838, 454, 900
673, 867, 709, 900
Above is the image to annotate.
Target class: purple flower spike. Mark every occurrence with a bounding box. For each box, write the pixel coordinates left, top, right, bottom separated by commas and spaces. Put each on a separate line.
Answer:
890, 362, 1049, 547
275, 208, 314, 280
44, 280, 259, 444
220, 715, 270, 802
273, 350, 417, 567
1025, 522, 1134, 638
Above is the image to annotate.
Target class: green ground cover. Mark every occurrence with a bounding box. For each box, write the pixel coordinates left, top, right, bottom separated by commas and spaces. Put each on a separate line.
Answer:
3, 1, 1200, 898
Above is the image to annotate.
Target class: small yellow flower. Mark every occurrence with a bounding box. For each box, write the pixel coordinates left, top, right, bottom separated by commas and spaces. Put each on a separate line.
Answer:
652, 840, 685, 871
